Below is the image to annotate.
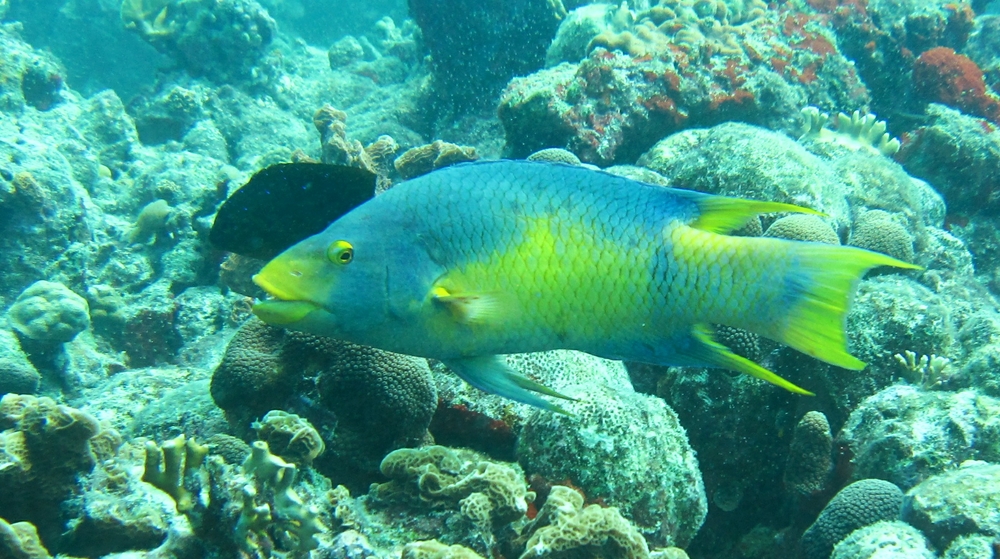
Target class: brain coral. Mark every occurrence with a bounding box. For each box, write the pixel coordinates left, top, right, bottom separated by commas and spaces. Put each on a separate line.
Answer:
848, 210, 915, 265
763, 214, 840, 244
8, 280, 90, 343
517, 485, 649, 559
211, 317, 437, 490
800, 479, 904, 559
517, 384, 706, 547
830, 521, 935, 559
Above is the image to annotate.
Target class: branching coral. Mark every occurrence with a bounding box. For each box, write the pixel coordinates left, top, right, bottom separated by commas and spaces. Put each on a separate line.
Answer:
893, 350, 952, 389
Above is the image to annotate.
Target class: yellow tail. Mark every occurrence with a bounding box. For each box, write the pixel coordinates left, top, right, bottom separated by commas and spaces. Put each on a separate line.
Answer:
767, 243, 921, 370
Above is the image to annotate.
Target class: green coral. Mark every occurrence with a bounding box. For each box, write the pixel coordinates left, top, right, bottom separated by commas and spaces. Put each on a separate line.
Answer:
517, 485, 649, 559
374, 445, 534, 530
800, 479, 904, 559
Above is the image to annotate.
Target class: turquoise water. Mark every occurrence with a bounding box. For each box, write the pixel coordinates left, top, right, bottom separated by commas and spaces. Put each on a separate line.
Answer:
0, 1, 999, 558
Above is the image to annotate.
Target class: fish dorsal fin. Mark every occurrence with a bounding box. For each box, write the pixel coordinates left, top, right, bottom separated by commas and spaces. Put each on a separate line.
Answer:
685, 324, 815, 395
431, 285, 505, 325
672, 190, 825, 234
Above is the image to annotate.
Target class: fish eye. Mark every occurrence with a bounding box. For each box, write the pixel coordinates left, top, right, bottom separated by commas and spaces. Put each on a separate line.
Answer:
328, 240, 354, 265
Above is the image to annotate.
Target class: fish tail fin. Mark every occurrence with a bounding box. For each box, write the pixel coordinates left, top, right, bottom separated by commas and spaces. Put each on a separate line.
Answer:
768, 243, 921, 370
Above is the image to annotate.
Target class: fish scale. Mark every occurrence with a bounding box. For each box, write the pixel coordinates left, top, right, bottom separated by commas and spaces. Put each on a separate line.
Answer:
252, 160, 919, 411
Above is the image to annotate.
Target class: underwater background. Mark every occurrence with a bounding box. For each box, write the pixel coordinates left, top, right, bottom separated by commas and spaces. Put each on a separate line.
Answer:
1, 0, 1000, 558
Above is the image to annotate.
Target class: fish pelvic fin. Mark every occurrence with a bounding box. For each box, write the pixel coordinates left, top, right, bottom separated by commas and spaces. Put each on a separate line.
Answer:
676, 190, 825, 234
688, 324, 814, 395
771, 244, 922, 370
443, 355, 576, 414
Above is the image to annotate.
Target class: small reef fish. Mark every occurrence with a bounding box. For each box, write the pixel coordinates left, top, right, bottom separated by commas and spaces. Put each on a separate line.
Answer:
249, 160, 918, 412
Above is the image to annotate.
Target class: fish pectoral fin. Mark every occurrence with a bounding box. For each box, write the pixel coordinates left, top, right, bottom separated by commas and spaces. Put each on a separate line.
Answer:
431, 285, 504, 325
443, 355, 576, 414
685, 324, 815, 396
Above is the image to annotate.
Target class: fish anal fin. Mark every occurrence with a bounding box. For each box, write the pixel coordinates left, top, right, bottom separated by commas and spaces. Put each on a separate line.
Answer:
443, 355, 576, 414
432, 285, 505, 325
687, 324, 814, 395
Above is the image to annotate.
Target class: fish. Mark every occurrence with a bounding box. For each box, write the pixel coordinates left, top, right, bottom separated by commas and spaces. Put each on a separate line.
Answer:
250, 160, 919, 412
210, 163, 376, 260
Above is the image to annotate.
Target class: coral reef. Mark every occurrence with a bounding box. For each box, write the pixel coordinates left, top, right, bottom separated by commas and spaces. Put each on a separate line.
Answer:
407, 0, 562, 113
395, 140, 479, 180
902, 462, 1000, 550
0, 394, 106, 548
798, 107, 901, 157
372, 445, 533, 552
0, 330, 41, 396
800, 479, 904, 559
121, 0, 277, 81
211, 318, 437, 489
837, 386, 1000, 490
848, 210, 915, 264
0, 518, 51, 559
500, 4, 868, 165
517, 384, 706, 547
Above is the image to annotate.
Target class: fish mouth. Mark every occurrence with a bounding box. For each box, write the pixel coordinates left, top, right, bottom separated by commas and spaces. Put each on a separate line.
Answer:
252, 272, 322, 326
